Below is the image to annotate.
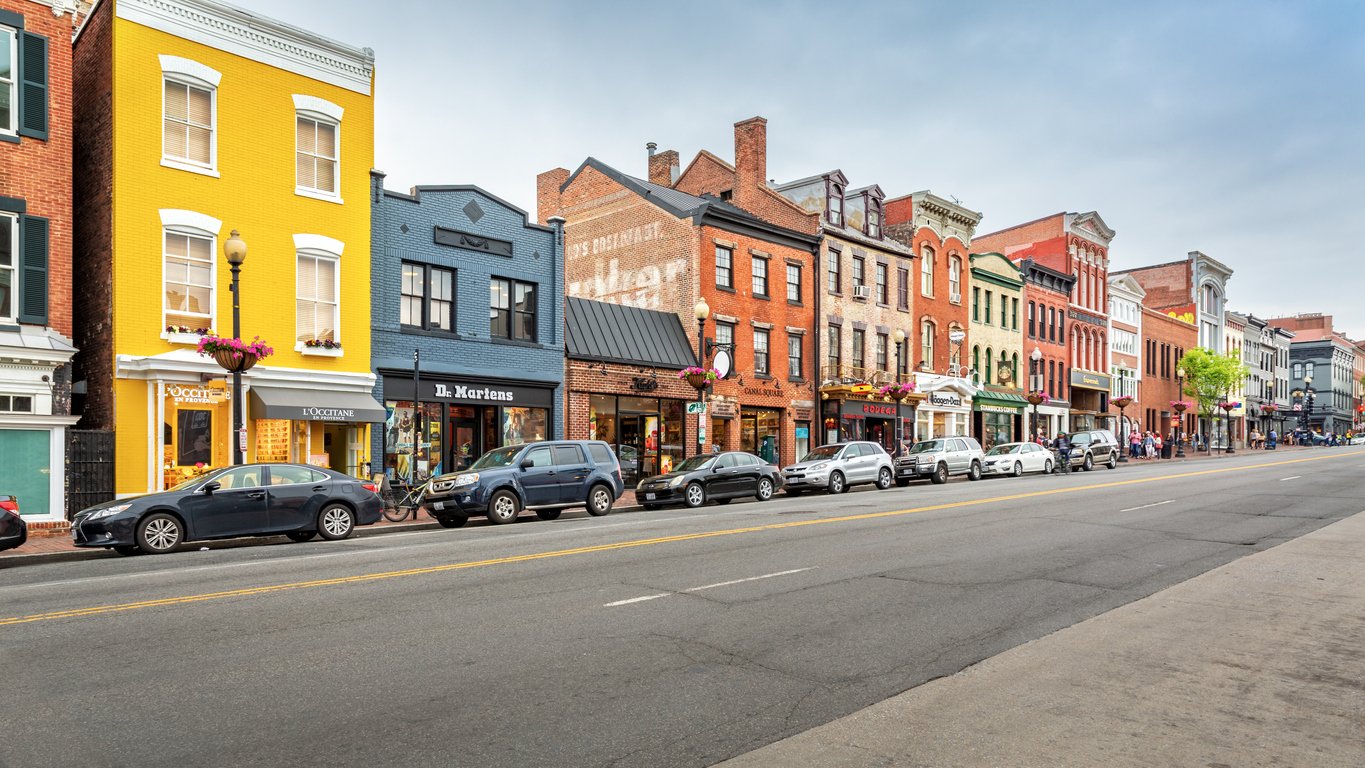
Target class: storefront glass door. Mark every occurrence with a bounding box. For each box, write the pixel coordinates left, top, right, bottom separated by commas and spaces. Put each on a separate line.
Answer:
741, 410, 781, 464
450, 405, 483, 471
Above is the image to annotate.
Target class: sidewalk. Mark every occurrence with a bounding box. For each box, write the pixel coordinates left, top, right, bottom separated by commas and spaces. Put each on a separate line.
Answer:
719, 508, 1365, 768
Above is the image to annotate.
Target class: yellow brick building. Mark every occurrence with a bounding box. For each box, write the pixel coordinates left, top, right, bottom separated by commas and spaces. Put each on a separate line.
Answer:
967, 252, 1027, 449
73, 0, 379, 496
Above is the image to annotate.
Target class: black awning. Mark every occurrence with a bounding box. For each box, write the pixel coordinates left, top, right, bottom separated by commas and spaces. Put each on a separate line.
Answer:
250, 386, 386, 423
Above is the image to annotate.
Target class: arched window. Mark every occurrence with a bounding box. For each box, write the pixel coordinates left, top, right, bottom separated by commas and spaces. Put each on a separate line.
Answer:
1012, 353, 1020, 382
985, 347, 993, 385
920, 246, 935, 297
159, 209, 222, 333
1028, 301, 1036, 337
972, 345, 980, 375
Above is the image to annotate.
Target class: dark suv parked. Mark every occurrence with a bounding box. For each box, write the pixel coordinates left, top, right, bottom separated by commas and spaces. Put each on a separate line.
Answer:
1065, 429, 1121, 471
424, 440, 625, 528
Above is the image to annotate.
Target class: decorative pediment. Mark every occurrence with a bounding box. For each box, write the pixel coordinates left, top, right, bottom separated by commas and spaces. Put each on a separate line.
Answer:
1068, 211, 1115, 246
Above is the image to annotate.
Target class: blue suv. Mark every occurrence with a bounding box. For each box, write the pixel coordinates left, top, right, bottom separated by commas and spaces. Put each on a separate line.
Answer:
423, 440, 625, 528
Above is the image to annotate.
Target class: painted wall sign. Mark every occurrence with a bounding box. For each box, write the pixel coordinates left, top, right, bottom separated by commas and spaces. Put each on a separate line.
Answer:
567, 256, 687, 310
565, 222, 664, 260
434, 226, 513, 258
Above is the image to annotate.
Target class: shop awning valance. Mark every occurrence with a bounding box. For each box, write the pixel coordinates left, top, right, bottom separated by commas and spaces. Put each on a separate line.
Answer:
250, 387, 386, 423
974, 391, 1027, 412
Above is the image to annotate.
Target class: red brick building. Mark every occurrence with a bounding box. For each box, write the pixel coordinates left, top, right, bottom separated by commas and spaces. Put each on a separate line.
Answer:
0, 0, 80, 523
1017, 258, 1075, 440
1137, 307, 1197, 444
538, 120, 821, 467
973, 212, 1116, 431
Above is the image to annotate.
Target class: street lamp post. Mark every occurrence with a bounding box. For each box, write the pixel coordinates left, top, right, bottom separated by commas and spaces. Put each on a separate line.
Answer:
1029, 346, 1043, 442
1224, 391, 1236, 455
893, 329, 906, 451
223, 230, 247, 466
694, 299, 709, 456
1176, 366, 1187, 458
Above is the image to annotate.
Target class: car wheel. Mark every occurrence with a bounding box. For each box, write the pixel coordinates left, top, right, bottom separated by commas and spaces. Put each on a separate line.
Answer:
642, 503, 661, 511
828, 471, 846, 494
136, 513, 183, 554
285, 531, 317, 543
436, 514, 468, 529
1044, 459, 1053, 474
875, 467, 893, 490
684, 482, 706, 508
967, 462, 982, 481
1082, 454, 1094, 472
895, 478, 910, 487
930, 464, 949, 485
756, 477, 775, 501
536, 509, 563, 521
487, 490, 521, 524
586, 484, 614, 517
1012, 462, 1023, 477
317, 504, 356, 540
113, 545, 141, 557
1107, 452, 1118, 469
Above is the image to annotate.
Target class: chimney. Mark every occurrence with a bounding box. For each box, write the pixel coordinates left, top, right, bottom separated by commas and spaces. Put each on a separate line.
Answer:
733, 116, 767, 213
648, 144, 680, 187
536, 168, 569, 225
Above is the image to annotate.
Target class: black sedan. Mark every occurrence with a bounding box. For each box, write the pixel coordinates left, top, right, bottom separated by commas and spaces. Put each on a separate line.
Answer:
635, 451, 783, 509
0, 496, 26, 553
72, 464, 384, 555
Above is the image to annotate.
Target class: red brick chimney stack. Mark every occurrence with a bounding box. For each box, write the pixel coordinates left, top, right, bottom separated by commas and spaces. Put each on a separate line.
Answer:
536, 167, 569, 225
733, 116, 767, 213
647, 143, 680, 187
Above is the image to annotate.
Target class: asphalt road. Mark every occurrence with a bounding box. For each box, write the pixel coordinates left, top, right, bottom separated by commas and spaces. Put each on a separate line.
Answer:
3, 447, 1362, 768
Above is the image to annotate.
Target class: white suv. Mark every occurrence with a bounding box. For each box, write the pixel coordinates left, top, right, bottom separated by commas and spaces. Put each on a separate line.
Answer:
896, 436, 986, 485
781, 442, 895, 495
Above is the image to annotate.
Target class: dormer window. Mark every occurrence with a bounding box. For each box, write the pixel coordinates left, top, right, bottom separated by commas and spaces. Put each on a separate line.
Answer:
827, 184, 843, 227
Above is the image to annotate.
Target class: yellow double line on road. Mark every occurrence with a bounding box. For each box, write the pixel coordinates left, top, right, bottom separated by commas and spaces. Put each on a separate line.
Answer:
4, 450, 1359, 628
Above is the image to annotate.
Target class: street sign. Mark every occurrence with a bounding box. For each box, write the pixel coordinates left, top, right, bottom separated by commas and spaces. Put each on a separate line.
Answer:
697, 428, 706, 444
687, 402, 708, 414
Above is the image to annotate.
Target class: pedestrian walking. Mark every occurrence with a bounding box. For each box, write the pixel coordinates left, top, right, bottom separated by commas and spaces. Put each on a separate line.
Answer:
1053, 432, 1072, 474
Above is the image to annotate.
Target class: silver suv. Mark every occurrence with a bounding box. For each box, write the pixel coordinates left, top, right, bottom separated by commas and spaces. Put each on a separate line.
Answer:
1065, 429, 1120, 471
896, 436, 986, 485
781, 442, 894, 495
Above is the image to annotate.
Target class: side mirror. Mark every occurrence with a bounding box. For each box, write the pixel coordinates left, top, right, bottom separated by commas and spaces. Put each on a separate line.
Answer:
519, 459, 535, 470
202, 481, 221, 494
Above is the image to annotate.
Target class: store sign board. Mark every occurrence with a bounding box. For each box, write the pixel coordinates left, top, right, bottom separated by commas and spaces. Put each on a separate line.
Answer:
168, 384, 229, 404
926, 392, 963, 408
977, 404, 1019, 414
1070, 370, 1113, 390
385, 375, 555, 408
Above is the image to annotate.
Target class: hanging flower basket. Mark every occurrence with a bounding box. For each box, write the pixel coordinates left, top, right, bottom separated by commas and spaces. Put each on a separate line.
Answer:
1217, 401, 1241, 412
198, 335, 274, 373
1025, 390, 1051, 406
1171, 400, 1193, 414
877, 382, 916, 401
679, 366, 720, 391
1260, 403, 1278, 414
1111, 395, 1134, 409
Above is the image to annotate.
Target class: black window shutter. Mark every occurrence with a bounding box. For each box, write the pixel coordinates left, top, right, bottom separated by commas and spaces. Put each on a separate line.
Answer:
18, 31, 49, 140
18, 215, 48, 325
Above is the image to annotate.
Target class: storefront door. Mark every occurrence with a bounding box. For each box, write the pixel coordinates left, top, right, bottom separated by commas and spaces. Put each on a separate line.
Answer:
741, 409, 781, 464
450, 406, 483, 471
618, 412, 660, 486
0, 429, 50, 516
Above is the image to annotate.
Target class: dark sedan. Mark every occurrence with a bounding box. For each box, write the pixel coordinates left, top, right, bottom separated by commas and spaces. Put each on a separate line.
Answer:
0, 496, 26, 553
636, 451, 782, 509
72, 464, 384, 555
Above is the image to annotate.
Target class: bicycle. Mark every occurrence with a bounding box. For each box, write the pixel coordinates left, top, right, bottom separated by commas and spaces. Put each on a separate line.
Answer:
379, 475, 429, 523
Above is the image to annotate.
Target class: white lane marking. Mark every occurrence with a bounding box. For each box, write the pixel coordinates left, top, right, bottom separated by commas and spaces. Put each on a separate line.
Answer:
684, 568, 815, 592
1119, 500, 1175, 512
1279, 476, 1301, 481
602, 593, 672, 607
604, 568, 815, 607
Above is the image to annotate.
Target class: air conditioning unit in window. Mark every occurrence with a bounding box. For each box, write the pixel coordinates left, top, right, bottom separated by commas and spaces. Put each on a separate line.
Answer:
852, 285, 870, 300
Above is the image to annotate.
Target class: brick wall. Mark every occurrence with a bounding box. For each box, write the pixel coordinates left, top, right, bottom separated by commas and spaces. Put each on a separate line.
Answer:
1136, 307, 1197, 436
1022, 281, 1071, 400
71, 0, 114, 429
1118, 261, 1192, 311
885, 222, 969, 374
565, 359, 698, 442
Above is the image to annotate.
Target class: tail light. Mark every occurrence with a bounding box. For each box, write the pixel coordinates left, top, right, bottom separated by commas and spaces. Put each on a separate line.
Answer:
0, 497, 18, 517
361, 482, 379, 494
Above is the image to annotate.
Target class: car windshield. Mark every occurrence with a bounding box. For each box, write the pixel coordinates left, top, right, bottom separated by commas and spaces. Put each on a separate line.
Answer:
986, 445, 1019, 456
673, 455, 716, 473
470, 446, 522, 470
800, 445, 842, 461
909, 440, 945, 454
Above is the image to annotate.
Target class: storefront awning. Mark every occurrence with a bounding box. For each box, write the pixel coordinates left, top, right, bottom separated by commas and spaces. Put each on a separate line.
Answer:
250, 387, 386, 423
974, 390, 1026, 412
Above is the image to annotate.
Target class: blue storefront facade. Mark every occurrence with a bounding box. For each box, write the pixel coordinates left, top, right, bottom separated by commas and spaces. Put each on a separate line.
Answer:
370, 171, 564, 483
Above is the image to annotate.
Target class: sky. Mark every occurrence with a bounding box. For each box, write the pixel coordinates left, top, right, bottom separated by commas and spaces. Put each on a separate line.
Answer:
273, 0, 1365, 337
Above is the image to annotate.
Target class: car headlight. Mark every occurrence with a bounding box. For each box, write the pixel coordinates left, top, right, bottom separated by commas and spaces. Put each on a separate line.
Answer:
808, 463, 828, 472
88, 503, 132, 519
669, 475, 686, 487
452, 473, 479, 487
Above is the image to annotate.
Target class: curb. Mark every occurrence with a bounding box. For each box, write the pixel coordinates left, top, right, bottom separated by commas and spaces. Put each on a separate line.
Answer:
0, 504, 647, 568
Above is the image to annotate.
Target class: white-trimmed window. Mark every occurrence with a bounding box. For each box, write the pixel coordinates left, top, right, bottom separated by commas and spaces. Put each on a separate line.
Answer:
294, 95, 343, 200
163, 229, 215, 332
0, 394, 33, 413
948, 256, 962, 303
297, 250, 339, 344
160, 57, 220, 173
920, 245, 935, 296
0, 213, 14, 321
0, 26, 15, 136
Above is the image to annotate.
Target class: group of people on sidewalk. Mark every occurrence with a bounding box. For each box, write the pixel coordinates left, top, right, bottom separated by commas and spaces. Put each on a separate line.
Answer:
1127, 430, 1167, 460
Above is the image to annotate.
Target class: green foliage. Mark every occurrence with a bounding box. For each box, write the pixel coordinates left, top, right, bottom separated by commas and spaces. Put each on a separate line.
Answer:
1179, 348, 1249, 416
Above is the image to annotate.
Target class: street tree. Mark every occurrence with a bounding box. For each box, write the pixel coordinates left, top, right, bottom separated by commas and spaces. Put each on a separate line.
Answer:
1180, 347, 1249, 418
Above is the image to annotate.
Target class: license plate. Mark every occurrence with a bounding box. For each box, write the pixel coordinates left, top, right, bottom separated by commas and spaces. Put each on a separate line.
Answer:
431, 501, 444, 511
644, 493, 656, 500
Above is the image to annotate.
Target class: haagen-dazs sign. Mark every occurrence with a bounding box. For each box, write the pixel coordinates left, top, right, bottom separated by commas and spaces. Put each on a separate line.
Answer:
433, 383, 515, 402
927, 391, 963, 408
